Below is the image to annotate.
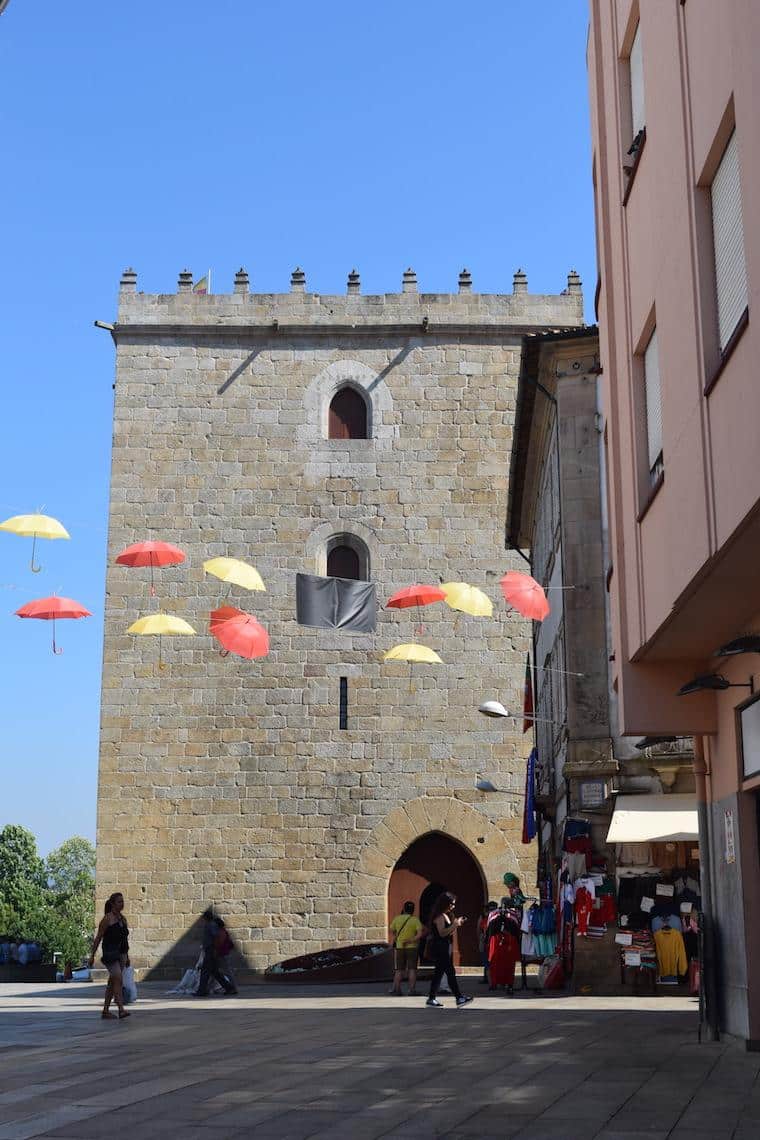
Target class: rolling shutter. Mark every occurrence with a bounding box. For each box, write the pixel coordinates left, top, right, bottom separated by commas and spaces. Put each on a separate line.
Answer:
644, 329, 662, 474
711, 131, 748, 351
629, 24, 645, 139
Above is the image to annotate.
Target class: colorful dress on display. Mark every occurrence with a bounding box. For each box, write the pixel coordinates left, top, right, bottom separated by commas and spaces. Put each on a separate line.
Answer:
487, 909, 521, 987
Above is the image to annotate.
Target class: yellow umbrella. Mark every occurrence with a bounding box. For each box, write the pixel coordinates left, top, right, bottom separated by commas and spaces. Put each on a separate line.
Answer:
203, 557, 265, 592
0, 513, 69, 573
383, 642, 443, 663
383, 641, 442, 692
440, 581, 493, 618
127, 612, 196, 669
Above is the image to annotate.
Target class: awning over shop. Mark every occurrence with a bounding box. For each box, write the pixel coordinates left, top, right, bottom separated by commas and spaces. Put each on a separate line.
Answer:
606, 794, 699, 844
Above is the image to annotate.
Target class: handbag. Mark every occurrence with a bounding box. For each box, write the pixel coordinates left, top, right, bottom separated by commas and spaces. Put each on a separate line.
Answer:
122, 965, 138, 1004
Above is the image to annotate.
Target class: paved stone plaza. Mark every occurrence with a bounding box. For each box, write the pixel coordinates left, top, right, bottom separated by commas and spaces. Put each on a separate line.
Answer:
1, 983, 759, 1139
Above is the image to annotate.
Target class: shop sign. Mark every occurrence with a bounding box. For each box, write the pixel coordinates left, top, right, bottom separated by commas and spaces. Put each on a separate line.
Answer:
724, 809, 736, 865
579, 780, 606, 808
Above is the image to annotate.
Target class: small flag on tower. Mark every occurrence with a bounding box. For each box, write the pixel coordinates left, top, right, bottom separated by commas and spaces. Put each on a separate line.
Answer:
192, 270, 211, 295
522, 654, 534, 733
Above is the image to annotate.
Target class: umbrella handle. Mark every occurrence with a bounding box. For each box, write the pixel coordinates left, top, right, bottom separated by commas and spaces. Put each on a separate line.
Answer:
219, 649, 230, 658
52, 621, 63, 655
157, 633, 167, 670
30, 534, 42, 573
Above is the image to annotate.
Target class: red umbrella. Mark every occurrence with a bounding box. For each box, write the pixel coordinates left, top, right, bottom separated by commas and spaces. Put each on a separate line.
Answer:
115, 541, 186, 596
386, 585, 447, 610
387, 583, 446, 636
15, 595, 92, 654
500, 572, 550, 621
209, 606, 269, 660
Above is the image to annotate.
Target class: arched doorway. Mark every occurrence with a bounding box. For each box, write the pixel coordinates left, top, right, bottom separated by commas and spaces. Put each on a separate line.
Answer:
387, 831, 485, 966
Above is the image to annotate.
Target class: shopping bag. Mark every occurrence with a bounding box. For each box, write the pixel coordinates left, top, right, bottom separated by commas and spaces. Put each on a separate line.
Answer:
122, 965, 138, 1004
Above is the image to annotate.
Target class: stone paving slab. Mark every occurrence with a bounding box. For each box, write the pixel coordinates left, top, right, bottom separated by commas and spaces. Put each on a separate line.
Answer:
0, 982, 758, 1139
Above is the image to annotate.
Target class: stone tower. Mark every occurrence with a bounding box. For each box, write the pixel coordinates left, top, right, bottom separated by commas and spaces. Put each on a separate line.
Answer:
97, 266, 584, 976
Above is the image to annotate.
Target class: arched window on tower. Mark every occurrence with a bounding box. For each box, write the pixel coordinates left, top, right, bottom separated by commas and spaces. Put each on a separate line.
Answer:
328, 386, 368, 439
327, 545, 361, 580
325, 533, 370, 581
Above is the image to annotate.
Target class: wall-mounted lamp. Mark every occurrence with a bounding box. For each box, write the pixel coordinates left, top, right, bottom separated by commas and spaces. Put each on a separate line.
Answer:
476, 777, 500, 793
677, 673, 753, 696
714, 635, 760, 657
478, 700, 565, 726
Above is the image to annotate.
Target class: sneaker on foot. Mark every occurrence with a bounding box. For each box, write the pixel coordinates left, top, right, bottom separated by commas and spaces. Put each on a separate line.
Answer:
426, 998, 444, 1007
456, 995, 474, 1007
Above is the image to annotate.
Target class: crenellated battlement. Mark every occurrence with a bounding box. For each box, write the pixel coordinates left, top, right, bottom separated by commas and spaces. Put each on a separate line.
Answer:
115, 266, 585, 333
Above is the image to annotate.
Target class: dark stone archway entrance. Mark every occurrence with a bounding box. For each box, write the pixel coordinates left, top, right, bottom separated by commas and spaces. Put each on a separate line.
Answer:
387, 831, 486, 966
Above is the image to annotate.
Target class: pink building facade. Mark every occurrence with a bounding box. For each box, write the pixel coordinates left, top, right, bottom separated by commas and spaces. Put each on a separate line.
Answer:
589, 0, 760, 1047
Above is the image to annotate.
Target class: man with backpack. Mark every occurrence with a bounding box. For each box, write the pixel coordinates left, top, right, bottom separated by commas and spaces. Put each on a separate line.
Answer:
196, 909, 237, 997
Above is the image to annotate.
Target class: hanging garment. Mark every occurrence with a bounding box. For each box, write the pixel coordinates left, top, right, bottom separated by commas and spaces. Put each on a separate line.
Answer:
565, 851, 589, 881
654, 927, 688, 978
575, 885, 594, 937
488, 929, 521, 986
563, 818, 591, 842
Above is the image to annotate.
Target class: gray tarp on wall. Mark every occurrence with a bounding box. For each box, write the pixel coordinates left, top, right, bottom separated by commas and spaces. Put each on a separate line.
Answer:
296, 573, 377, 632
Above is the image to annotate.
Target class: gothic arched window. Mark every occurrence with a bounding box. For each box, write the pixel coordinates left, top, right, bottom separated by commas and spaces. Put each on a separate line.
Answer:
325, 533, 369, 581
328, 386, 368, 439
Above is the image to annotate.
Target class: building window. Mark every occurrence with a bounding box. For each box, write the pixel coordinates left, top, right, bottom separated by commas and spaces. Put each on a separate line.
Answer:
325, 533, 369, 581
628, 24, 645, 141
339, 677, 348, 730
711, 130, 748, 352
643, 328, 663, 486
622, 19, 646, 196
328, 386, 368, 439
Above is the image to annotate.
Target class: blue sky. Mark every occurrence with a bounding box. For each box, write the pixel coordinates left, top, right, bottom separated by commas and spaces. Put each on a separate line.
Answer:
0, 0, 594, 855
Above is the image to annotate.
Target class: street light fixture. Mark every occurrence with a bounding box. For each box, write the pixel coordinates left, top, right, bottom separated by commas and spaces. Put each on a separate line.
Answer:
477, 700, 565, 726
676, 673, 752, 696
713, 635, 760, 658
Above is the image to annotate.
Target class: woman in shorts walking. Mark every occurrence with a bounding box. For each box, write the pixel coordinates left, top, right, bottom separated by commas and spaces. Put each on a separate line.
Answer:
89, 892, 130, 1020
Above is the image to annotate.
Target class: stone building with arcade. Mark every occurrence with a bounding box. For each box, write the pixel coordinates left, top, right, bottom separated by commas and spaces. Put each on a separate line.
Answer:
96, 265, 584, 975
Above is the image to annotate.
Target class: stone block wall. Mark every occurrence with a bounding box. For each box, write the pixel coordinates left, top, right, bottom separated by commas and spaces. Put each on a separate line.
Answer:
96, 270, 584, 975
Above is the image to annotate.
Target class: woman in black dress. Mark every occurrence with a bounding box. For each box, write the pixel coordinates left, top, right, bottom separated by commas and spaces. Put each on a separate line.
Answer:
89, 892, 130, 1019
425, 892, 474, 1008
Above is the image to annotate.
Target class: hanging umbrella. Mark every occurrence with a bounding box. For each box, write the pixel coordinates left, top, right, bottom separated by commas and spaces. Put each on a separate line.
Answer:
15, 595, 91, 654
383, 643, 443, 663
500, 571, 550, 621
0, 514, 70, 573
383, 641, 442, 691
387, 585, 446, 610
440, 581, 493, 618
116, 541, 187, 596
203, 557, 265, 593
387, 584, 446, 634
127, 612, 196, 669
209, 605, 269, 660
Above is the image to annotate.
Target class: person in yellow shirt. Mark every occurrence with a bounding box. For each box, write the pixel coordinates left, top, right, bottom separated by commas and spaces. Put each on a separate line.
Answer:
389, 901, 424, 996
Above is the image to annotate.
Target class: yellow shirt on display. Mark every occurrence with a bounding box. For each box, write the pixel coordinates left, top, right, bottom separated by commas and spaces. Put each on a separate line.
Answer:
390, 914, 423, 949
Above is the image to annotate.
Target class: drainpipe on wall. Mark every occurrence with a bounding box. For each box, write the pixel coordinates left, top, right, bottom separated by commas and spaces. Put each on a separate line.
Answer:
694, 734, 719, 1042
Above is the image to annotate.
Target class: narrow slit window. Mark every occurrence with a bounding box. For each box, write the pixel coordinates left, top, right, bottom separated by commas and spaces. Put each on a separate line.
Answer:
339, 677, 348, 730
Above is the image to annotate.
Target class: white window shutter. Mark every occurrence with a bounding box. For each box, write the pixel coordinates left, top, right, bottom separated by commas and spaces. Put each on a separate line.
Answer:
629, 25, 645, 139
644, 329, 662, 472
711, 131, 748, 351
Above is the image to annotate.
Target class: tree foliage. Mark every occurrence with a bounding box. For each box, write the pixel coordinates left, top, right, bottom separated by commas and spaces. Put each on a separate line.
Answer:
0, 828, 96, 967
